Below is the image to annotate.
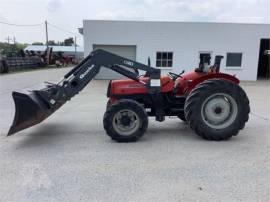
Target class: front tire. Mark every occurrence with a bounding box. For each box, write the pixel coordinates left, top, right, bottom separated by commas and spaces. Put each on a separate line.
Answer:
103, 99, 148, 142
106, 100, 111, 110
184, 79, 250, 141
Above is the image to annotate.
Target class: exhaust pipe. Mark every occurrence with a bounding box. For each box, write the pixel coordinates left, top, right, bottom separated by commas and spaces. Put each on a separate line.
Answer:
8, 89, 64, 136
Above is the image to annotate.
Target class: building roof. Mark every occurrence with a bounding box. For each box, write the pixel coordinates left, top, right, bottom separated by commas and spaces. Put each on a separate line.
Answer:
24, 45, 84, 53
83, 19, 270, 26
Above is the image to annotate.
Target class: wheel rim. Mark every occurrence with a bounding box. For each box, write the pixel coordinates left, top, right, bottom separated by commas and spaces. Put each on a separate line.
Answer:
112, 109, 140, 136
201, 93, 238, 129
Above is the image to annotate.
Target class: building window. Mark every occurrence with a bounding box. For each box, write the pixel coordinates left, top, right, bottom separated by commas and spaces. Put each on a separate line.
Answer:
226, 53, 242, 67
156, 52, 173, 67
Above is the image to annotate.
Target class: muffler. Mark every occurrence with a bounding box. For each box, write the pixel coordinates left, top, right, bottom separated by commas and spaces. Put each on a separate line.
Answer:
7, 89, 65, 136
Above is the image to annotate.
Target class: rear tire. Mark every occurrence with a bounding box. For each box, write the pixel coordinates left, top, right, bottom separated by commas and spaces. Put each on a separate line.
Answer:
184, 79, 250, 141
103, 99, 148, 142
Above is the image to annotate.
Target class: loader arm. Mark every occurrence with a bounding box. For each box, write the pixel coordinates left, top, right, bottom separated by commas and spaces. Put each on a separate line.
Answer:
62, 49, 161, 98
8, 49, 162, 135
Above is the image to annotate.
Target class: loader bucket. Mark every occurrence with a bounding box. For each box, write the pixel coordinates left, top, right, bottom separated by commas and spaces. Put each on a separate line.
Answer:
7, 91, 64, 136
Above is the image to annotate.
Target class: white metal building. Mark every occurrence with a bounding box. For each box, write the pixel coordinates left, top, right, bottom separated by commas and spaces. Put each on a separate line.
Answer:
82, 20, 270, 80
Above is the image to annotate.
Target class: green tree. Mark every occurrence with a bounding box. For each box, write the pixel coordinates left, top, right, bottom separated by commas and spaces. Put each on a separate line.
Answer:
47, 40, 57, 45
16, 43, 28, 50
64, 37, 74, 46
0, 42, 27, 56
57, 41, 65, 46
32, 42, 43, 45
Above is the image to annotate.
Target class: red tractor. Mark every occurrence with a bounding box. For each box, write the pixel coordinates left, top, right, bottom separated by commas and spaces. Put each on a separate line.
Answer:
8, 50, 250, 142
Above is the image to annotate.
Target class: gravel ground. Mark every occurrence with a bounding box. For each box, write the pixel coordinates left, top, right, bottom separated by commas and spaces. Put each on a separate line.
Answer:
0, 68, 269, 202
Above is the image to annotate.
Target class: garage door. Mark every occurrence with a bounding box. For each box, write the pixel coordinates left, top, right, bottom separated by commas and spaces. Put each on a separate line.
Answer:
93, 45, 136, 79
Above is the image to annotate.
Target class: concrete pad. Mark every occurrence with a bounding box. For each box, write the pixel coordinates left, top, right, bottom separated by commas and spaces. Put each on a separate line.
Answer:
0, 68, 269, 202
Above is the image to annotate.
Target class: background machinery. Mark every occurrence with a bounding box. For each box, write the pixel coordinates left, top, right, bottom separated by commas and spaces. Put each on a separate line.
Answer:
8, 49, 250, 142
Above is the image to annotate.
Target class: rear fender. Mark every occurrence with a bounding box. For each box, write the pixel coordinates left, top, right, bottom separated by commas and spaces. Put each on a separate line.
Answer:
187, 73, 240, 93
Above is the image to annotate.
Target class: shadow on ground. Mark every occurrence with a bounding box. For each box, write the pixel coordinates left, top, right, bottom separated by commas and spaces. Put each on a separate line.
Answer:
6, 119, 247, 151
12, 123, 78, 148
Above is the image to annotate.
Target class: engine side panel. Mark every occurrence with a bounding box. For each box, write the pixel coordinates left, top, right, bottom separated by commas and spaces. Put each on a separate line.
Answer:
110, 75, 175, 96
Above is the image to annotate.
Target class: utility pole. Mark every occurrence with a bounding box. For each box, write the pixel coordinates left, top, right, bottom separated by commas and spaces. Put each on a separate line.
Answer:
45, 20, 48, 49
74, 36, 77, 63
45, 20, 50, 64
5, 36, 12, 53
12, 36, 16, 53
6, 36, 11, 44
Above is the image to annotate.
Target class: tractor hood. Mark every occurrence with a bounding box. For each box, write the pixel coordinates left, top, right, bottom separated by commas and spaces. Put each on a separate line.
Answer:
109, 75, 175, 96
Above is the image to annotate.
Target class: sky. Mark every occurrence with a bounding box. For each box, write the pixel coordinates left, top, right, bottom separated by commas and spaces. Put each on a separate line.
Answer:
0, 0, 269, 46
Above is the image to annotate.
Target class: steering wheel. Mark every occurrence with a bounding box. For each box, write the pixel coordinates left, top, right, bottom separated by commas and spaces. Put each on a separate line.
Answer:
168, 70, 185, 81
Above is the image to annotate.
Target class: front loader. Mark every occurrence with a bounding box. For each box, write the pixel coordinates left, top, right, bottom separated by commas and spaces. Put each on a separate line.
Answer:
8, 49, 250, 142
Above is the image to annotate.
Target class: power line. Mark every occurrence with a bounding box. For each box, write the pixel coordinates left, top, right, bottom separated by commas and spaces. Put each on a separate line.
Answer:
0, 20, 80, 35
0, 21, 43, 27
0, 20, 82, 45
47, 22, 78, 35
